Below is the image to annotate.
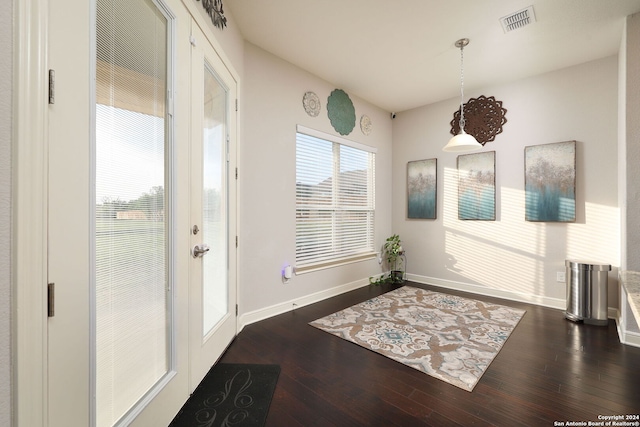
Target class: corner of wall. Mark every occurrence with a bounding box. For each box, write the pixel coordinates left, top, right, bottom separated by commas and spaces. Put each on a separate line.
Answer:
0, 0, 12, 424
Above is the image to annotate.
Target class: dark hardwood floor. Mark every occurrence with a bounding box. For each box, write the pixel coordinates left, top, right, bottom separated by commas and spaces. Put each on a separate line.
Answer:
219, 281, 640, 426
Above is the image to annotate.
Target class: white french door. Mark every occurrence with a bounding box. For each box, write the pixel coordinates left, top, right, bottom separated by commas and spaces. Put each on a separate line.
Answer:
45, 0, 237, 425
188, 21, 238, 391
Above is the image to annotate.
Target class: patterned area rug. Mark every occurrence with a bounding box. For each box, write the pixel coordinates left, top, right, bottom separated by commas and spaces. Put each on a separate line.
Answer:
309, 286, 525, 391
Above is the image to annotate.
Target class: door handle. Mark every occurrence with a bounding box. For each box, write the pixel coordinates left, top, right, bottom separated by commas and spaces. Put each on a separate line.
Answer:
193, 244, 210, 258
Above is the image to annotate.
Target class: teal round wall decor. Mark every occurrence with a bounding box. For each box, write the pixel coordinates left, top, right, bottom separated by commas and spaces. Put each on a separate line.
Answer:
327, 89, 356, 135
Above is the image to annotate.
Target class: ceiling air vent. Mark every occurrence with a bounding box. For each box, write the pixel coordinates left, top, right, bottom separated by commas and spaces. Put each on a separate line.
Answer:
500, 6, 536, 33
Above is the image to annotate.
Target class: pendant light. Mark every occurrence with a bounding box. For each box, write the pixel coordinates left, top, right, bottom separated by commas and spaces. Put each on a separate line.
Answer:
443, 38, 482, 152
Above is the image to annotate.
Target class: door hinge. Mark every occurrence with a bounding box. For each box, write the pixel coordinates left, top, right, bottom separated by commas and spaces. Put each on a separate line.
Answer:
48, 69, 55, 105
235, 167, 238, 180
47, 283, 55, 317
235, 99, 238, 111
235, 304, 238, 316
235, 235, 238, 248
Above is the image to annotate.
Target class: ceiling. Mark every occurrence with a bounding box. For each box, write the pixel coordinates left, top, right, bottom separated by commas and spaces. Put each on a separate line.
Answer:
225, 0, 640, 113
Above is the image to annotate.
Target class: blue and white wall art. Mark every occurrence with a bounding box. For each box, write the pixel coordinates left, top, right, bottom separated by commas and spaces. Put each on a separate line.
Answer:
525, 140, 576, 222
457, 151, 496, 221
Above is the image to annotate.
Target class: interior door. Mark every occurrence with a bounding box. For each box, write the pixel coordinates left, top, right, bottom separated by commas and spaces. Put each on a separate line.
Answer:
188, 21, 238, 390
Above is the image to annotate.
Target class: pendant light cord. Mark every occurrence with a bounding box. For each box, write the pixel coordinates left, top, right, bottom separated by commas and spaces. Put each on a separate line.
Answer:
459, 42, 466, 132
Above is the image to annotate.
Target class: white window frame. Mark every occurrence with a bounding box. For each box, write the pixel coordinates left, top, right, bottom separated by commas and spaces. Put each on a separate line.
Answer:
295, 125, 376, 273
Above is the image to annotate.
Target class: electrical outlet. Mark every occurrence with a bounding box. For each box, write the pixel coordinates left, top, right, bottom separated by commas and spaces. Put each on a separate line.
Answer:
556, 271, 566, 282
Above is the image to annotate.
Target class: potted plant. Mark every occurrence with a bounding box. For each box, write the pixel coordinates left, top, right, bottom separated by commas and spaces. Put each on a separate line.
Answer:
384, 234, 405, 283
370, 234, 405, 285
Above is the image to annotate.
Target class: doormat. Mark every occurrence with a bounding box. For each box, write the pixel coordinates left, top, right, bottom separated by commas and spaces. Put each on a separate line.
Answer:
169, 363, 280, 427
310, 286, 525, 391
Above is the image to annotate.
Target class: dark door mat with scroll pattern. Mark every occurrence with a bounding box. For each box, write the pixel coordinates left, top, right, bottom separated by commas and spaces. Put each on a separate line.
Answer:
169, 363, 280, 427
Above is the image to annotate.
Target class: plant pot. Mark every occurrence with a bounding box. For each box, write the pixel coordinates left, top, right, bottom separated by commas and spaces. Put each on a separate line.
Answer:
390, 270, 404, 283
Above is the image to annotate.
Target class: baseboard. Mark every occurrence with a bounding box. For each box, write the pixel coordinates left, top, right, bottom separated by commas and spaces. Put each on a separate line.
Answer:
406, 273, 566, 310
616, 322, 640, 348
239, 278, 370, 329
613, 307, 640, 348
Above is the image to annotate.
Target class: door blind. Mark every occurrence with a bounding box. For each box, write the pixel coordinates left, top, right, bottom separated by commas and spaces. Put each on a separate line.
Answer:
95, 0, 172, 425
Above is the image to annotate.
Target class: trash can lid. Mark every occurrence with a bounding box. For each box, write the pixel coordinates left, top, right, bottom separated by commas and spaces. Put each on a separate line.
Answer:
565, 260, 612, 271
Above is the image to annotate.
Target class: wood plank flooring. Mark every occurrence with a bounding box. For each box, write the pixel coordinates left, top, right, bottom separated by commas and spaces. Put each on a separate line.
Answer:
219, 281, 640, 426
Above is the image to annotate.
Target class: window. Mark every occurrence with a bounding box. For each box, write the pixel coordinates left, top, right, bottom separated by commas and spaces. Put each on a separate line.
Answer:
296, 125, 376, 271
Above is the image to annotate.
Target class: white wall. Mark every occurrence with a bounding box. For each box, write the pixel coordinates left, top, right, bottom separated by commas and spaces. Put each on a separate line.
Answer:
0, 0, 12, 424
392, 56, 619, 309
239, 42, 393, 320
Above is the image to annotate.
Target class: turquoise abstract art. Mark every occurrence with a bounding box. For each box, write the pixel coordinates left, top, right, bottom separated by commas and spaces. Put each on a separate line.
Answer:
525, 141, 576, 222
457, 151, 496, 221
407, 158, 437, 219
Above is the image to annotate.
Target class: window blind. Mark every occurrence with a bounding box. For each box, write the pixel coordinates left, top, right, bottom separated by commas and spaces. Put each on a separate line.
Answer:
296, 126, 376, 270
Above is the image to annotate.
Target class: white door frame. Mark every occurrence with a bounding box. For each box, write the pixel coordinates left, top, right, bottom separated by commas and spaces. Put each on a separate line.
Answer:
12, 0, 241, 425
13, 0, 49, 425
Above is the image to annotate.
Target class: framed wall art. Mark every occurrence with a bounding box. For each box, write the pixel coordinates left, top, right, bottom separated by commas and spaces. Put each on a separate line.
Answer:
525, 141, 576, 222
457, 151, 495, 220
407, 159, 437, 219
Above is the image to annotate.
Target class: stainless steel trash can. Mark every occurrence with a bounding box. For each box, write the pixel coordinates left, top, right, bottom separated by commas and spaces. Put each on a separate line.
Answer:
565, 260, 611, 326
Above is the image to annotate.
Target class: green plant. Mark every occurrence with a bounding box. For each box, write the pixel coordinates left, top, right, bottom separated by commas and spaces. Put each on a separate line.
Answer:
369, 234, 405, 285
383, 234, 404, 272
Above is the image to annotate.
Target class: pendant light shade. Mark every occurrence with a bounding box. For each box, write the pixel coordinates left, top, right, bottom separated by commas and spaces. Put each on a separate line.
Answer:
443, 130, 481, 152
443, 38, 482, 152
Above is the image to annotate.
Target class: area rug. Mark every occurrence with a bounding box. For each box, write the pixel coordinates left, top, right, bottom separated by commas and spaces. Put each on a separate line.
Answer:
169, 363, 280, 427
309, 286, 525, 391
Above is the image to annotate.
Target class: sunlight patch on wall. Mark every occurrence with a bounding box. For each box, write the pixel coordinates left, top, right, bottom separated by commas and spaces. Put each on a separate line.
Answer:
441, 166, 620, 299
444, 229, 543, 296
566, 202, 620, 266
443, 167, 547, 295
443, 168, 548, 253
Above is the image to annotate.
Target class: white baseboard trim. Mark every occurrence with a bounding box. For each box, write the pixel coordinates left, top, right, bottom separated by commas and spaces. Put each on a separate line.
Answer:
616, 322, 640, 348
621, 330, 640, 348
609, 307, 619, 321
239, 278, 371, 329
406, 273, 566, 310
613, 308, 640, 348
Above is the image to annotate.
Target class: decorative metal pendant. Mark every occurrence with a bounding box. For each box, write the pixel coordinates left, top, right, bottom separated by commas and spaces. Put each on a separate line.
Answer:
197, 0, 227, 30
450, 95, 507, 145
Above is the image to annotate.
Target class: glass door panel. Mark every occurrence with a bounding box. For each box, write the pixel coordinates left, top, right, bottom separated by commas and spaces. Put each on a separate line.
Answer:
202, 63, 228, 337
95, 0, 171, 424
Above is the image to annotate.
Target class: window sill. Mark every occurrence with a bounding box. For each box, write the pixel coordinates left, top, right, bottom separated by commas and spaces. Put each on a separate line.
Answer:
295, 253, 377, 275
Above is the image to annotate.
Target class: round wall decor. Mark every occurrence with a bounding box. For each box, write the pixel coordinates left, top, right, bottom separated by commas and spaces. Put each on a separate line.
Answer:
450, 95, 507, 145
360, 115, 372, 135
327, 89, 356, 135
302, 91, 321, 117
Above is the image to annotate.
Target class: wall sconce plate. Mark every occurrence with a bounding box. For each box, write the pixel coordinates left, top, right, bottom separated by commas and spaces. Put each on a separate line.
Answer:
450, 95, 507, 145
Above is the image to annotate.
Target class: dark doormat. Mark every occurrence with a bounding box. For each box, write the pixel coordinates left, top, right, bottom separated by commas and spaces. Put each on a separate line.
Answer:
169, 363, 280, 427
